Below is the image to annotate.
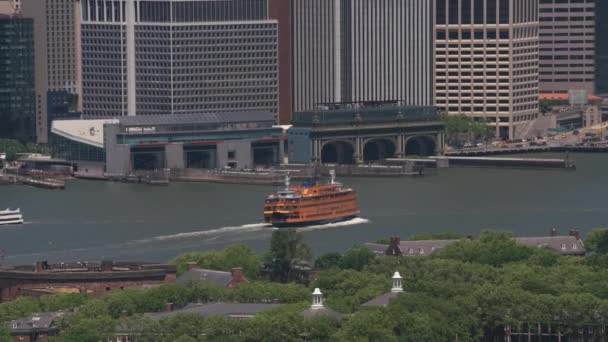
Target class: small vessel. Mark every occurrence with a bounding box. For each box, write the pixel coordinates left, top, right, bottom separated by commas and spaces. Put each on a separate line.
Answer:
0, 208, 23, 225
263, 171, 359, 228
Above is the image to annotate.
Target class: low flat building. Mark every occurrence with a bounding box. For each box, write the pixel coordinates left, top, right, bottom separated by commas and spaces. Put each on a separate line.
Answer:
50, 112, 285, 175
366, 229, 586, 257
177, 264, 248, 288
0, 260, 176, 302
10, 312, 63, 341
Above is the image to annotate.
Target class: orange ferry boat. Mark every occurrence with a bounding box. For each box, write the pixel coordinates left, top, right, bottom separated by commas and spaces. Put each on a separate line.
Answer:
263, 171, 359, 228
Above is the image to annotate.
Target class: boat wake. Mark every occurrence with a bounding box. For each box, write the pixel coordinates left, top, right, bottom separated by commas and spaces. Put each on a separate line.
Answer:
296, 217, 371, 231
131, 223, 272, 244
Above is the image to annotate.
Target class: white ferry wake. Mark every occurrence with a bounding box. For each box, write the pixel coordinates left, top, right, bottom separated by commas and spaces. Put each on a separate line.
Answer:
295, 217, 371, 232
130, 223, 272, 244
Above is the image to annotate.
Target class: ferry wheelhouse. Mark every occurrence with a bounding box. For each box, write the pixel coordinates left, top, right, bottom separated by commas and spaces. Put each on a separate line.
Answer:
0, 208, 23, 225
263, 171, 359, 228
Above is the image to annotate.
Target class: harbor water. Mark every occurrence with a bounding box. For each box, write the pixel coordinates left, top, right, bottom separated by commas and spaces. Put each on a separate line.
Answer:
1, 153, 607, 265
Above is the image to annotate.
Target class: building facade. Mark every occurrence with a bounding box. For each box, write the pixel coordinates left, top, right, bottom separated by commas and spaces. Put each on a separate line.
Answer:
80, 0, 278, 120
539, 0, 595, 94
597, 0, 608, 95
21, 0, 82, 144
291, 0, 434, 113
268, 0, 292, 125
0, 13, 35, 142
435, 0, 540, 139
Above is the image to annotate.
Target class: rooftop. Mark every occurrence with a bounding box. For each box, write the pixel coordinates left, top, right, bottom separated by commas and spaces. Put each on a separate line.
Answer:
361, 291, 401, 307
367, 231, 585, 257
116, 111, 276, 127
11, 312, 63, 333
51, 119, 117, 148
145, 302, 280, 320
177, 268, 232, 287
539, 93, 602, 102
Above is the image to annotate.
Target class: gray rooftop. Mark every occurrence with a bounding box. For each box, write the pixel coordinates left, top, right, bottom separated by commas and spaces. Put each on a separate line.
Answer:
361, 292, 401, 307
365, 240, 455, 257
11, 312, 63, 333
115, 112, 276, 127
366, 235, 585, 257
176, 268, 232, 287
301, 307, 344, 321
515, 236, 585, 255
145, 302, 279, 320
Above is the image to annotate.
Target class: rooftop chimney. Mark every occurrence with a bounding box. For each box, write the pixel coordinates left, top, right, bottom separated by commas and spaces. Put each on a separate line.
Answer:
550, 228, 559, 237
391, 271, 403, 293
569, 229, 581, 241
230, 267, 246, 282
186, 262, 198, 271
311, 288, 324, 309
164, 302, 174, 312
35, 261, 48, 273
385, 237, 402, 256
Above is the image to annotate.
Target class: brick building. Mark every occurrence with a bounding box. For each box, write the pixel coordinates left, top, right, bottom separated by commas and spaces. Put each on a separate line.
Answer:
0, 260, 176, 302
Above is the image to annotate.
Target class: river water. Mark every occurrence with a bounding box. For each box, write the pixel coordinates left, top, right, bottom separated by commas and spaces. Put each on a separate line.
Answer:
1, 153, 607, 265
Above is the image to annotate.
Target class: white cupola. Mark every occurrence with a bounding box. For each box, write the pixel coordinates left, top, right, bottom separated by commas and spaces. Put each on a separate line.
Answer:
391, 271, 403, 293
311, 288, 324, 309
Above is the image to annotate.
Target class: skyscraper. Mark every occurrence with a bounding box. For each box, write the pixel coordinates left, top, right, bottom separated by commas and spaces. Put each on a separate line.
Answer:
0, 9, 35, 142
21, 0, 82, 144
596, 0, 608, 94
291, 0, 434, 112
538, 0, 595, 94
268, 0, 292, 125
435, 0, 539, 139
80, 0, 278, 119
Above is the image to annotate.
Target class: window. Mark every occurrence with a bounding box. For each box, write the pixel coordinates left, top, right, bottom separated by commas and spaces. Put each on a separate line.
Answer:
228, 150, 236, 159
561, 244, 566, 250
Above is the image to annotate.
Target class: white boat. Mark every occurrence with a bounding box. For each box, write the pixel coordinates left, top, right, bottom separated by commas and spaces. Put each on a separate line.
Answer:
0, 208, 23, 225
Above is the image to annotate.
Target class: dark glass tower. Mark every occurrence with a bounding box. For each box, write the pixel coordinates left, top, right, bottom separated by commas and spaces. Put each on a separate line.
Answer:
0, 15, 35, 142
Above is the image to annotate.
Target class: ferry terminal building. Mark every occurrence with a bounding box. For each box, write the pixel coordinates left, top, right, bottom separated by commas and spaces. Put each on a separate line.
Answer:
50, 111, 285, 175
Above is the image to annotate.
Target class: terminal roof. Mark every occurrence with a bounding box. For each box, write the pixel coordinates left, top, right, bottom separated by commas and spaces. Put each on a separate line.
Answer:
116, 112, 276, 127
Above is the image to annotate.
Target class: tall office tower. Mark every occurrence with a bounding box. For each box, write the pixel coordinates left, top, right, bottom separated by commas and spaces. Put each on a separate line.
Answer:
291, 0, 434, 112
21, 0, 82, 144
268, 0, 292, 125
539, 0, 595, 94
80, 0, 278, 119
0, 11, 35, 142
435, 0, 540, 139
596, 0, 608, 94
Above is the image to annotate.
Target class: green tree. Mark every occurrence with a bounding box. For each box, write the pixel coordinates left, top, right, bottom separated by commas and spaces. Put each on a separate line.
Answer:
264, 229, 312, 283
171, 243, 261, 278
539, 98, 554, 114
339, 245, 376, 271
442, 114, 493, 147
336, 308, 397, 342
585, 228, 608, 255
314, 252, 343, 270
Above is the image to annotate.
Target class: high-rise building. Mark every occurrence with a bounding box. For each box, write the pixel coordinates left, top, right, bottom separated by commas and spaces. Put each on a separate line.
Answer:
435, 0, 539, 139
80, 0, 278, 119
596, 0, 608, 94
291, 0, 434, 113
268, 0, 292, 125
21, 0, 82, 144
0, 11, 35, 142
538, 0, 595, 94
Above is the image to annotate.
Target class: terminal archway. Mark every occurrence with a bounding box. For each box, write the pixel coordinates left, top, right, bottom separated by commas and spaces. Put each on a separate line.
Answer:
131, 147, 165, 170
321, 140, 355, 164
405, 136, 436, 156
363, 138, 396, 162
